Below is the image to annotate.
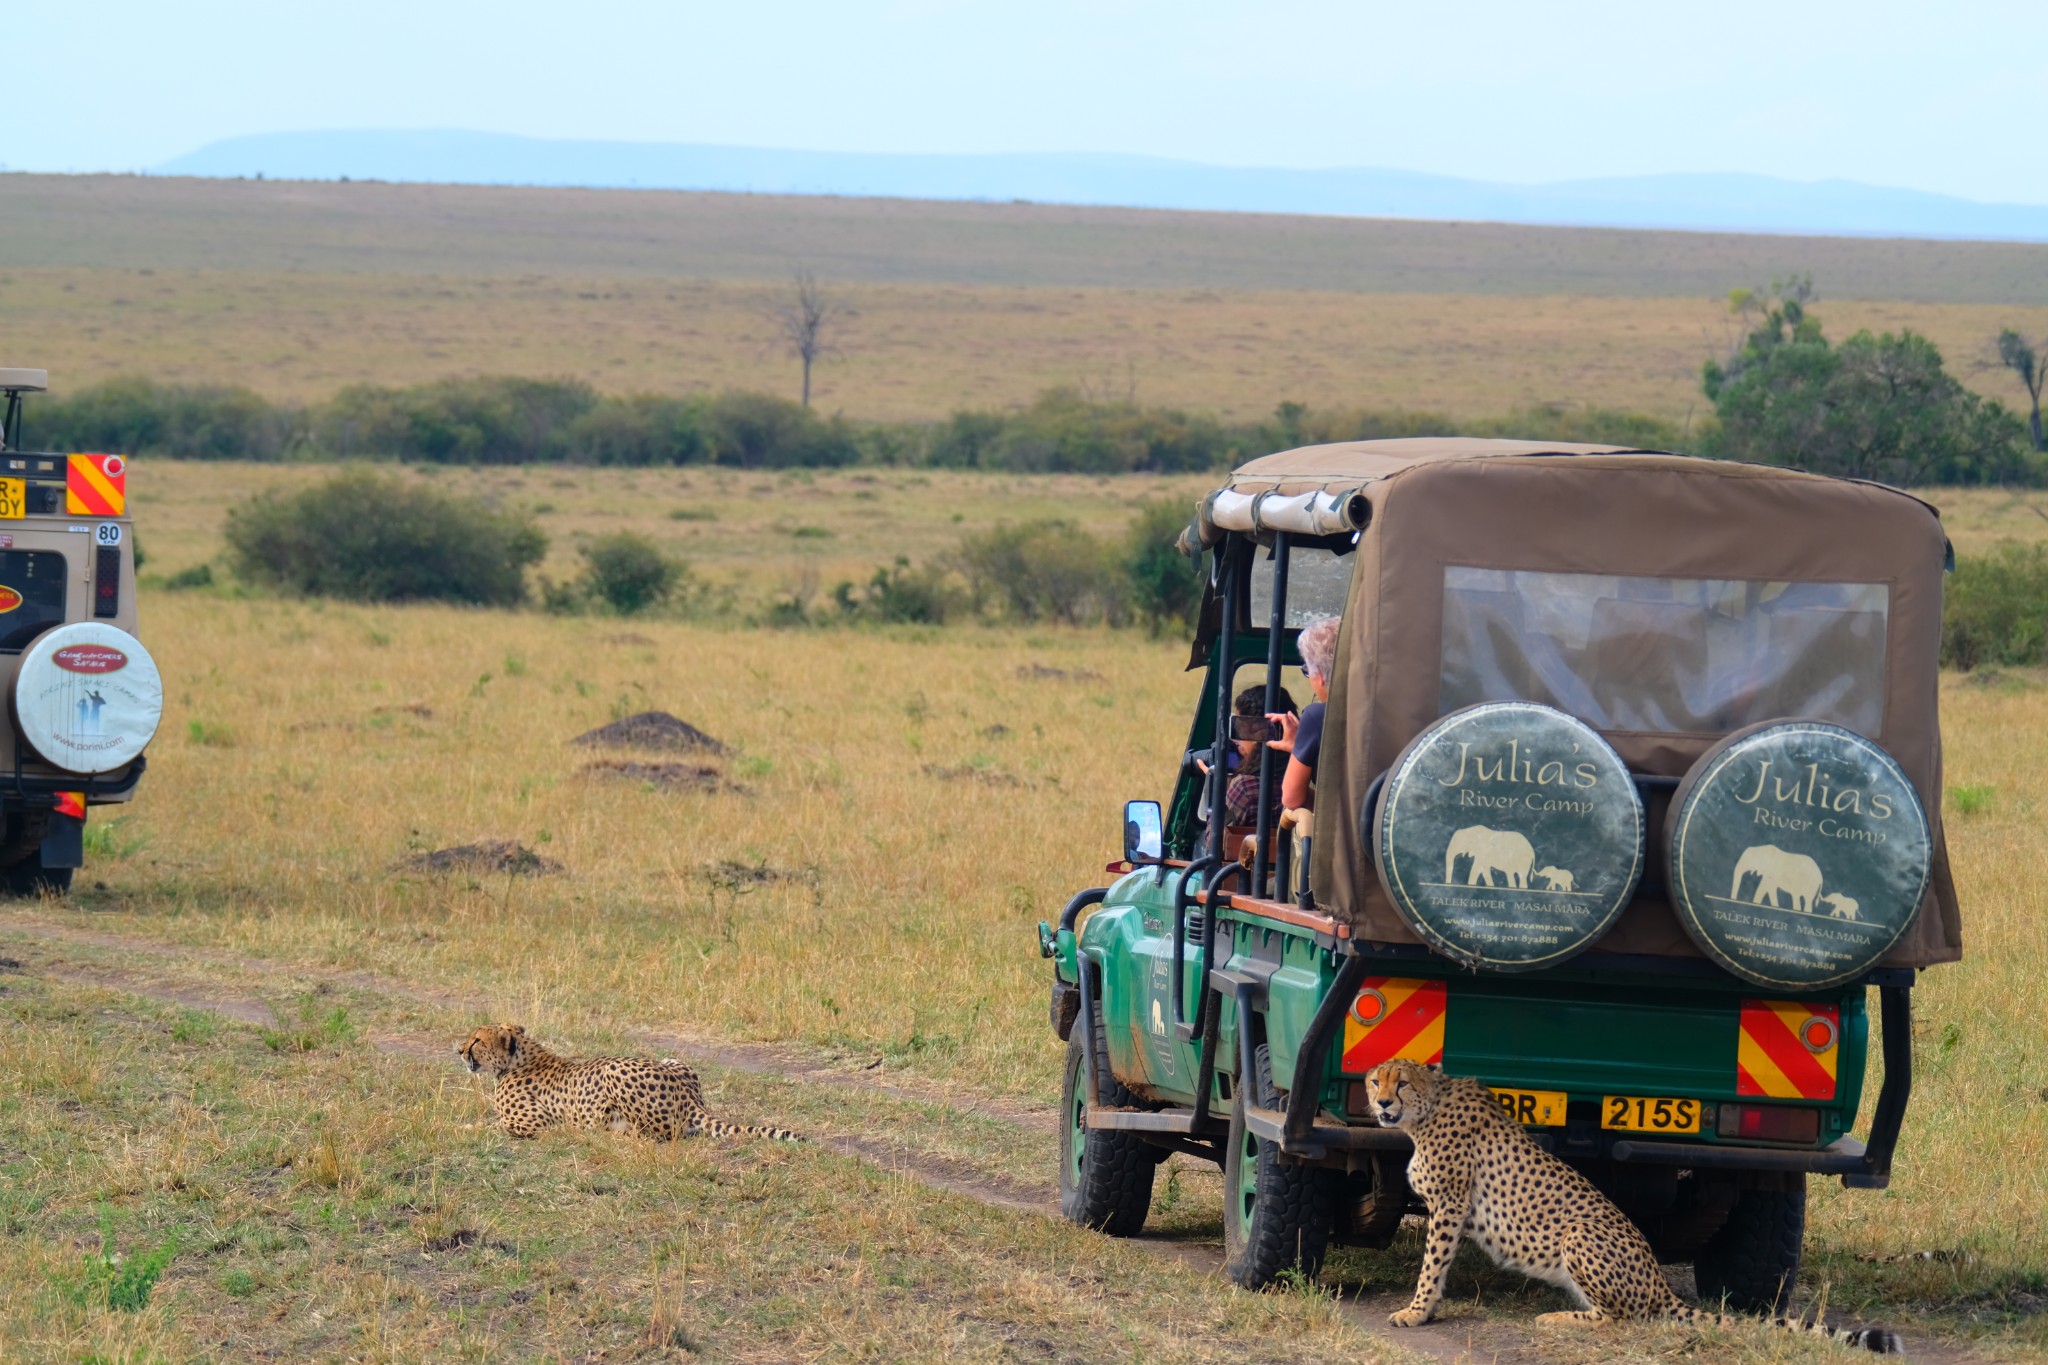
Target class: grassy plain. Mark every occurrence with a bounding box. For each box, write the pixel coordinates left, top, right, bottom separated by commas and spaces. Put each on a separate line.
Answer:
5, 176, 2048, 420
0, 467, 2042, 1358
132, 459, 2048, 611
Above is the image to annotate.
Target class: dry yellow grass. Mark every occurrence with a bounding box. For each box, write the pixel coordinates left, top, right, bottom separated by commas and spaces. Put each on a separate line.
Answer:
10, 265, 2047, 421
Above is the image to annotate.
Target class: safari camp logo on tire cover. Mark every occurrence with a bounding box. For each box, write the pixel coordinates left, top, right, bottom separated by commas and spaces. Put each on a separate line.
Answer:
1667, 720, 1930, 990
1374, 702, 1644, 971
13, 622, 163, 775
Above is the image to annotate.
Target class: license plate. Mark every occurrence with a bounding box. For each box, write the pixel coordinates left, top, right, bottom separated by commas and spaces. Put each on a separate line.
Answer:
1490, 1087, 1568, 1127
0, 479, 22, 519
1601, 1095, 1702, 1134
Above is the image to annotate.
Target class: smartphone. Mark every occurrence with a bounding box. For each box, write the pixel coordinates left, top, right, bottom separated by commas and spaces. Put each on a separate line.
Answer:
1230, 714, 1267, 742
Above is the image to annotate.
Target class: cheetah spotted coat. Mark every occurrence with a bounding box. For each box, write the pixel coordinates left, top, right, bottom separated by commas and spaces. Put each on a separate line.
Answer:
1365, 1060, 1898, 1352
459, 1025, 800, 1143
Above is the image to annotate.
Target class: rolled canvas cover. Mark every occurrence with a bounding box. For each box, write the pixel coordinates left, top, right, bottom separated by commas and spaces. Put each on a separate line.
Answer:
1309, 451, 1959, 970
13, 623, 164, 774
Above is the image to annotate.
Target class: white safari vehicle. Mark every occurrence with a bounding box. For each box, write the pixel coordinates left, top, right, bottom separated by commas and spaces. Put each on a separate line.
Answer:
0, 370, 162, 893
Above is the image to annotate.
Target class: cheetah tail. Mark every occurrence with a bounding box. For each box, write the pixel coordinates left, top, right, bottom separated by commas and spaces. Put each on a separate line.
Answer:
1671, 1306, 1903, 1354
702, 1118, 804, 1143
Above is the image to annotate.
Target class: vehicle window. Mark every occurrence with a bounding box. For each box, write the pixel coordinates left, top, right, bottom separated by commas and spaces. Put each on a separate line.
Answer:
1440, 567, 1888, 737
0, 551, 67, 652
1249, 545, 1351, 628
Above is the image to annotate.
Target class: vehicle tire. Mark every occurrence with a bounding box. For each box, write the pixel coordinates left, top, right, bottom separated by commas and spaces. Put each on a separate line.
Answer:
2, 862, 72, 898
1692, 1177, 1806, 1314
1223, 1042, 1340, 1289
1057, 999, 1157, 1236
1335, 1151, 1411, 1249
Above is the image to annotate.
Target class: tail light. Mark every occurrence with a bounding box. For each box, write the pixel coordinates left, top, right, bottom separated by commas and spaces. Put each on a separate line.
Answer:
1716, 1103, 1820, 1145
94, 544, 120, 618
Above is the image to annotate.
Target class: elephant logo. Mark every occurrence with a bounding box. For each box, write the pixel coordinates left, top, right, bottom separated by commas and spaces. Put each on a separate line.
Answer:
1149, 998, 1166, 1038
1534, 866, 1576, 892
1445, 826, 1538, 888
1820, 893, 1860, 921
1730, 844, 1826, 913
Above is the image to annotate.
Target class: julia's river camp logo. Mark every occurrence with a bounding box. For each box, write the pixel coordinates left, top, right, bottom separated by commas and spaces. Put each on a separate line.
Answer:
1376, 702, 1645, 971
1669, 723, 1930, 989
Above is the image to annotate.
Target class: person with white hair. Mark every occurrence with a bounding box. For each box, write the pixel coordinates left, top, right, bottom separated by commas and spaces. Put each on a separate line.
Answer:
1267, 614, 1340, 812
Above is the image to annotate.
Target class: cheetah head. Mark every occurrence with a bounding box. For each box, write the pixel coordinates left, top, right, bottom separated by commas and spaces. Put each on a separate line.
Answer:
1365, 1058, 1444, 1130
458, 1024, 530, 1077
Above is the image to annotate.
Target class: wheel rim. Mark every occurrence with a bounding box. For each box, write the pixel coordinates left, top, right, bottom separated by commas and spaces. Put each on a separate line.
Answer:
1065, 1049, 1087, 1192
1232, 1122, 1259, 1231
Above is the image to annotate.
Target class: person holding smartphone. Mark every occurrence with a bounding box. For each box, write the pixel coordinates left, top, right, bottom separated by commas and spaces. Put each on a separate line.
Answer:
1266, 614, 1339, 813
1223, 685, 1297, 831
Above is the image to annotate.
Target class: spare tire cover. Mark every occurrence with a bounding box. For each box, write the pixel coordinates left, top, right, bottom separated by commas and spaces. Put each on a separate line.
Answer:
13, 623, 164, 774
1666, 720, 1930, 990
1373, 702, 1645, 971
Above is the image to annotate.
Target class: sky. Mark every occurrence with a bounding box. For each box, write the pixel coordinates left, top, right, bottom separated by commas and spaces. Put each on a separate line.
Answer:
6, 0, 2043, 205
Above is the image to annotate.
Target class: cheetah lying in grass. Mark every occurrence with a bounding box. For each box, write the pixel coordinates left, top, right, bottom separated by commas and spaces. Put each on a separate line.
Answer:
458, 1024, 800, 1143
1365, 1059, 1900, 1353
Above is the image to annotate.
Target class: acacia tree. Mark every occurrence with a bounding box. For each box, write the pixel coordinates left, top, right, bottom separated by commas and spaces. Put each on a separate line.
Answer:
763, 269, 846, 408
1703, 285, 2032, 486
1993, 329, 2046, 452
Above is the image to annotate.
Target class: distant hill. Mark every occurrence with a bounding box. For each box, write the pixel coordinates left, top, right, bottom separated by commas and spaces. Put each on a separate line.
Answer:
154, 129, 2048, 242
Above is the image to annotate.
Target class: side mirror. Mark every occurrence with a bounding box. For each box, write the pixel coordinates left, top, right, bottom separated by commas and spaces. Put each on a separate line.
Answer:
1122, 800, 1163, 864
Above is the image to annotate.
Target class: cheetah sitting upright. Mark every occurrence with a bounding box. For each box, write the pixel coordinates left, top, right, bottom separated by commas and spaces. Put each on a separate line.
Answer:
1365, 1059, 1899, 1352
458, 1024, 800, 1143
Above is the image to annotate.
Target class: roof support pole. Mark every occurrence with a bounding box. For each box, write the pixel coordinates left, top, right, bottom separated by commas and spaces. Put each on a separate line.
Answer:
1253, 534, 1290, 899
1208, 539, 1240, 864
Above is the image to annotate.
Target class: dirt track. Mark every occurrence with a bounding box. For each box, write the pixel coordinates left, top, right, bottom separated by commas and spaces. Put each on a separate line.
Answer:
0, 915, 1974, 1365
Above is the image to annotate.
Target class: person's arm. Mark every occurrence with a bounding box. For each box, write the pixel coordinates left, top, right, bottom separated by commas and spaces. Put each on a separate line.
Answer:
1281, 756, 1314, 810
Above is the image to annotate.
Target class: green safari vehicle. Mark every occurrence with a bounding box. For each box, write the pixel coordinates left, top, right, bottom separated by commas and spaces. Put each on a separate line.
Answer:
1038, 439, 1961, 1305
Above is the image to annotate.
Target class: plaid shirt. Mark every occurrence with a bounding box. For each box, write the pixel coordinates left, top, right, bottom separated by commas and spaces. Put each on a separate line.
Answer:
1224, 768, 1279, 828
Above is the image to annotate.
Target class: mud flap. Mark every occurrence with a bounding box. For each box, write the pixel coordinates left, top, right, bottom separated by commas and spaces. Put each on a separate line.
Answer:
40, 812, 83, 869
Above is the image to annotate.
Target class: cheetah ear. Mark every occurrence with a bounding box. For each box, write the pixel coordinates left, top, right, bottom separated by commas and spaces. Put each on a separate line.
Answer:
508, 1024, 526, 1036
1424, 1061, 1443, 1074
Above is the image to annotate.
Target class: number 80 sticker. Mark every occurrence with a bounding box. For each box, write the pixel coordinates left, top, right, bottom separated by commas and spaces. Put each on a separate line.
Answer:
95, 523, 123, 546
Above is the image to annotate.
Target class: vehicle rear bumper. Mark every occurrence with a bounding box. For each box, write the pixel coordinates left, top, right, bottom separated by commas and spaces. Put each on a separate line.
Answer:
1241, 1106, 1884, 1184
0, 757, 146, 809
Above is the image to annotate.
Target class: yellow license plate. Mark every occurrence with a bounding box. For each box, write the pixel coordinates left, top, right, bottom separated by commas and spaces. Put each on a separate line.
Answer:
0, 479, 22, 519
1490, 1087, 1568, 1127
1601, 1095, 1702, 1134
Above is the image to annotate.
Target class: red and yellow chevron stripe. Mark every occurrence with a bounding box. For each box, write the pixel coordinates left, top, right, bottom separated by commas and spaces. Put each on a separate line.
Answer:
1737, 999, 1839, 1100
67, 453, 127, 517
1342, 976, 1446, 1072
55, 791, 85, 821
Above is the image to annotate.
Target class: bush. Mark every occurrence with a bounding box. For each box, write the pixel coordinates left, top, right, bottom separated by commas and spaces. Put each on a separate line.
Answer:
925, 389, 1239, 472
576, 532, 687, 614
33, 376, 297, 459
314, 376, 599, 463
700, 391, 858, 467
1941, 542, 2048, 669
1124, 500, 1203, 631
557, 394, 709, 465
832, 557, 964, 624
958, 519, 1124, 624
225, 470, 546, 605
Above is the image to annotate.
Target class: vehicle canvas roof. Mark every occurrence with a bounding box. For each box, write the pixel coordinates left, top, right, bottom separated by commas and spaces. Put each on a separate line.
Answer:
1211, 439, 1959, 969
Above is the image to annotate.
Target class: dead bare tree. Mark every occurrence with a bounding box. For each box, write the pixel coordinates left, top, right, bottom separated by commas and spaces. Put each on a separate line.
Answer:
763, 270, 846, 408
1991, 329, 2046, 452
